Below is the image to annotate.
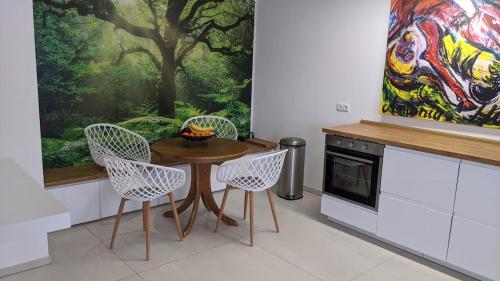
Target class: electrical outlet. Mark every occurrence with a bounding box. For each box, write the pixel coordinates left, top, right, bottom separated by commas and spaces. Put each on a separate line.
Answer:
336, 102, 351, 112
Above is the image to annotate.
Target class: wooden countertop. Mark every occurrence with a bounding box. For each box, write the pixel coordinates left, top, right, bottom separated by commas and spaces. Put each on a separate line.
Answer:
44, 138, 277, 188
322, 120, 500, 167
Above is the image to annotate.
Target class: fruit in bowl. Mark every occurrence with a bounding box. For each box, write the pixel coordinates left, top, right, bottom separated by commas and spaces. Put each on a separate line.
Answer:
179, 123, 215, 142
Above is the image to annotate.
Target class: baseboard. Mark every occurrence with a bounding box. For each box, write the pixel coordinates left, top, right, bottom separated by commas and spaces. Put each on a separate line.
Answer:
304, 185, 322, 196
0, 256, 51, 278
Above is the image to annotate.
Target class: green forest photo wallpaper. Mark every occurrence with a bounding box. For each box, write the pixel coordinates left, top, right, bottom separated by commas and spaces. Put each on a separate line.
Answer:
33, 0, 255, 170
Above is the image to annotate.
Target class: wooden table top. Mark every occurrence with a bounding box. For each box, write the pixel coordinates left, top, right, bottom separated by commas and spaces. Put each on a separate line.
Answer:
151, 138, 250, 164
322, 120, 500, 167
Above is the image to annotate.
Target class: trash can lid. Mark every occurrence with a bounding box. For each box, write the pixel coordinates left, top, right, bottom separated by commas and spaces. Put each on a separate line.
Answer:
280, 137, 306, 146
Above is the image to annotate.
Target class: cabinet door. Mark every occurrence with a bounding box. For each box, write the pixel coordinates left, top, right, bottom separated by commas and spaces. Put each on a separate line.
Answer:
454, 162, 500, 228
321, 195, 377, 234
381, 146, 459, 213
447, 216, 500, 281
377, 194, 452, 261
210, 165, 226, 192
99, 180, 158, 218
49, 182, 100, 225
158, 164, 191, 205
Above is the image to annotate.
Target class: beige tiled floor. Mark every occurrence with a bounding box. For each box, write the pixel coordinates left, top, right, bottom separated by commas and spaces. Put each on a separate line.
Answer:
2, 191, 475, 281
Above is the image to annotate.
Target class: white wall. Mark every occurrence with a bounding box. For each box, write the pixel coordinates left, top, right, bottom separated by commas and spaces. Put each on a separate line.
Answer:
0, 0, 498, 191
0, 0, 44, 185
251, 0, 500, 191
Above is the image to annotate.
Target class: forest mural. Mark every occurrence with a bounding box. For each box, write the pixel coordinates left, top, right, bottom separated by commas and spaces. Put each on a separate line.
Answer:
380, 0, 499, 128
33, 0, 255, 169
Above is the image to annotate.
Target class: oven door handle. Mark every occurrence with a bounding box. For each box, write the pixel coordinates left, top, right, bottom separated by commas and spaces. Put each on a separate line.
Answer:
326, 151, 374, 165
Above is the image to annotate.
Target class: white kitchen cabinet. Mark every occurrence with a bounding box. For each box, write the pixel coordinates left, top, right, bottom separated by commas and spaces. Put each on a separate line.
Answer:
454, 161, 500, 228
157, 187, 189, 205
48, 181, 100, 225
321, 194, 377, 234
381, 146, 459, 213
377, 194, 452, 261
99, 179, 158, 218
447, 215, 500, 281
210, 165, 226, 192
158, 164, 191, 205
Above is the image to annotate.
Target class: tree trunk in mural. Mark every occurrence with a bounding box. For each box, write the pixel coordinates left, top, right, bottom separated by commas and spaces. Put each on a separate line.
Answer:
159, 49, 177, 116
41, 0, 252, 116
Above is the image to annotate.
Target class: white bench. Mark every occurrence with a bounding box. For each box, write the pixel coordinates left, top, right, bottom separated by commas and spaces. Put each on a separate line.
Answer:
0, 159, 70, 277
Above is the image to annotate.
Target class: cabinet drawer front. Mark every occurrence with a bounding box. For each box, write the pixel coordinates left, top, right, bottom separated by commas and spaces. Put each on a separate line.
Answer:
455, 162, 500, 228
377, 194, 452, 261
381, 146, 459, 213
321, 195, 377, 234
447, 216, 500, 281
49, 182, 100, 225
158, 165, 191, 205
100, 180, 142, 218
100, 180, 159, 218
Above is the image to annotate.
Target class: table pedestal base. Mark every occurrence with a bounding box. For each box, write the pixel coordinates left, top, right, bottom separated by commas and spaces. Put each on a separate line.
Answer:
163, 163, 238, 237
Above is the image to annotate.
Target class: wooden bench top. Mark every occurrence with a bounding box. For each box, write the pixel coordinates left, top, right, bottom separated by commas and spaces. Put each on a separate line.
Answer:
44, 138, 278, 188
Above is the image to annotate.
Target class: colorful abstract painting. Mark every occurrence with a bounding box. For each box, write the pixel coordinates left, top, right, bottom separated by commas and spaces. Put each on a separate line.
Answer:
33, 0, 254, 169
380, 0, 499, 128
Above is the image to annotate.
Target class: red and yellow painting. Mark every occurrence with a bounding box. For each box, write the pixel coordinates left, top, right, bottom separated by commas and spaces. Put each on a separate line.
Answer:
380, 0, 499, 128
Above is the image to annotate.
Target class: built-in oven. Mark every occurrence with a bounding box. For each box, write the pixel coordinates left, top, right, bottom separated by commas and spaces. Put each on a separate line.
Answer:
323, 135, 384, 211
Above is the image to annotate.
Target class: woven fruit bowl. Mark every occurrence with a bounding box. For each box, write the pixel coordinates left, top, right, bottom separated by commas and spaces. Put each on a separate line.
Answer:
179, 132, 215, 141
179, 126, 215, 146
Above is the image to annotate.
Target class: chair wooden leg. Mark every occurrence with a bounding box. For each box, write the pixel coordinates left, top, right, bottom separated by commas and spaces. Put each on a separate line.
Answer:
143, 201, 151, 261
243, 191, 249, 220
168, 193, 183, 241
142, 201, 147, 231
249, 192, 254, 247
214, 187, 230, 233
110, 198, 126, 249
267, 189, 279, 233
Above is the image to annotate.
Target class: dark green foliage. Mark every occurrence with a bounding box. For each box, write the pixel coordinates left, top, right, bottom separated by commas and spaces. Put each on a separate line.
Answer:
201, 79, 252, 138
42, 138, 92, 168
117, 116, 182, 143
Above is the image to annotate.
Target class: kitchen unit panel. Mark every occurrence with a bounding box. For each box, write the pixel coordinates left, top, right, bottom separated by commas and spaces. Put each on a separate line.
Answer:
381, 146, 459, 213
454, 162, 500, 228
377, 194, 452, 261
100, 179, 158, 218
48, 181, 100, 225
321, 195, 377, 234
157, 164, 191, 205
447, 216, 499, 281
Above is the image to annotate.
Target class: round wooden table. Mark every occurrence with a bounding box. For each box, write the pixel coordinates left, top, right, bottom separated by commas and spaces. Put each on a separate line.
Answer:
151, 138, 248, 237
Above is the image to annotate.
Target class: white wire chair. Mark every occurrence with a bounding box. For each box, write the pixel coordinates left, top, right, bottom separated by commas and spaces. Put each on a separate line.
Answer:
181, 115, 238, 140
214, 150, 288, 246
84, 123, 151, 167
103, 156, 186, 260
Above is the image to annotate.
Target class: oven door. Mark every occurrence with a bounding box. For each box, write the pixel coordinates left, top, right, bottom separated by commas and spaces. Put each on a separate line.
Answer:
323, 147, 381, 210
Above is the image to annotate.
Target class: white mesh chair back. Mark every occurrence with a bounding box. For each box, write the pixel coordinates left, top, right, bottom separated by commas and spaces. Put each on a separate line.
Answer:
181, 115, 238, 140
84, 123, 151, 167
216, 150, 287, 192
103, 156, 186, 202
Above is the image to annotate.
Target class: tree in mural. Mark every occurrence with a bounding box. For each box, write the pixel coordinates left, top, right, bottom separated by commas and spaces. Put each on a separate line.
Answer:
40, 0, 253, 116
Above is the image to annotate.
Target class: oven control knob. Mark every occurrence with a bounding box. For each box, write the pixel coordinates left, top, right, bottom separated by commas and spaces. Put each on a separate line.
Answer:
361, 144, 368, 150
348, 142, 354, 148
336, 140, 341, 144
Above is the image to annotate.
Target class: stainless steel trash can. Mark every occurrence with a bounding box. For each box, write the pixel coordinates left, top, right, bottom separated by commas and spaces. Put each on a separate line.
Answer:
277, 137, 305, 200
